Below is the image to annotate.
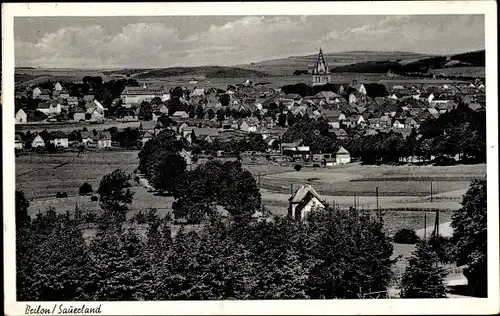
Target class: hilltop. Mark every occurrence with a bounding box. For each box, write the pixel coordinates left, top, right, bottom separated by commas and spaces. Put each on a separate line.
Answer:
238, 51, 431, 75
238, 50, 485, 77
329, 50, 485, 78
107, 66, 271, 79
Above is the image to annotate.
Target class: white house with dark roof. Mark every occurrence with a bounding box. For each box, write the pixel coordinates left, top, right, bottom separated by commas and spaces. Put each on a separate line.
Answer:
335, 146, 351, 164
49, 131, 69, 148
288, 185, 326, 221
15, 108, 27, 124
95, 131, 112, 148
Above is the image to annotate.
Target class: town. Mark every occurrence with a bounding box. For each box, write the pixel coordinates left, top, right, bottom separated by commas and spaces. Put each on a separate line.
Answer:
14, 48, 486, 166
12, 15, 488, 303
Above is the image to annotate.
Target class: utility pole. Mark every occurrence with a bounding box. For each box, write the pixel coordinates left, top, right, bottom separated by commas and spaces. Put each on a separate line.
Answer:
430, 181, 433, 202
258, 172, 261, 190
376, 186, 379, 211
436, 209, 440, 237
424, 212, 427, 242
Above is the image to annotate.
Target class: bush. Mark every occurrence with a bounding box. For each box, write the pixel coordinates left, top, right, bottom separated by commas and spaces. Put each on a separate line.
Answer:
79, 182, 93, 196
55, 192, 68, 198
294, 164, 302, 171
433, 155, 457, 166
313, 163, 321, 168
394, 228, 420, 244
90, 195, 98, 202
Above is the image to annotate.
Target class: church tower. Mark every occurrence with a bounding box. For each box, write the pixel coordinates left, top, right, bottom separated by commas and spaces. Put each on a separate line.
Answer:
312, 48, 331, 86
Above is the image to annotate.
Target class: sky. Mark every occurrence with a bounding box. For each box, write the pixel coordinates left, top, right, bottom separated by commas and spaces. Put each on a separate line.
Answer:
14, 15, 485, 69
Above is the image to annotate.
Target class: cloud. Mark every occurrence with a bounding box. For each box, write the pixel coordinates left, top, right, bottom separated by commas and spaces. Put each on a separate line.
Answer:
15, 15, 484, 68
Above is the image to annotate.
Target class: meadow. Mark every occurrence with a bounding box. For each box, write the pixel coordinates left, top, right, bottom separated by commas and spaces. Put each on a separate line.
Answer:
15, 120, 141, 133
17, 152, 484, 228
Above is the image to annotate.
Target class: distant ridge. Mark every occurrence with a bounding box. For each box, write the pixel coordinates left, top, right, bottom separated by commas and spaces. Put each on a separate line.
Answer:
239, 49, 484, 76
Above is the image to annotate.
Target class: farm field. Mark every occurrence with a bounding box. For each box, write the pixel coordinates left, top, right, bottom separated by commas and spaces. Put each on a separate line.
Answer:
258, 162, 485, 197
15, 120, 140, 133
16, 151, 141, 200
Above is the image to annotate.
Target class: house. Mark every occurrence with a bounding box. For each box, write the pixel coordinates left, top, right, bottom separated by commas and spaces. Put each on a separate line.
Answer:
354, 114, 366, 126
328, 119, 340, 129
140, 121, 158, 135
15, 108, 27, 124
154, 103, 169, 114
95, 131, 112, 149
288, 185, 326, 221
15, 135, 24, 150
38, 89, 52, 100
49, 131, 69, 148
37, 101, 62, 116
179, 149, 192, 167
54, 82, 63, 91
121, 86, 170, 105
78, 131, 94, 145
85, 100, 105, 114
67, 96, 79, 106
58, 91, 70, 100
192, 127, 220, 143
83, 95, 95, 102
331, 128, 348, 140
87, 108, 104, 122
367, 118, 382, 128
240, 120, 259, 133
190, 88, 205, 97
171, 111, 189, 119
281, 139, 310, 157
141, 132, 154, 146
393, 119, 405, 129
29, 134, 45, 148
349, 92, 365, 104
72, 107, 86, 121
32, 87, 42, 98
335, 146, 351, 164
115, 108, 138, 121
404, 117, 420, 129
323, 110, 346, 121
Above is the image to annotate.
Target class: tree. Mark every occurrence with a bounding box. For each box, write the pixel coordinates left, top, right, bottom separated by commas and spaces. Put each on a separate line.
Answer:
17, 210, 92, 301
216, 109, 225, 122
207, 109, 215, 120
97, 169, 134, 230
88, 229, 154, 300
172, 161, 261, 224
277, 113, 287, 127
150, 152, 187, 193
79, 183, 93, 196
305, 208, 395, 298
451, 179, 487, 297
401, 240, 447, 298
195, 104, 205, 119
138, 101, 153, 121
16, 191, 31, 229
393, 228, 420, 244
219, 94, 230, 107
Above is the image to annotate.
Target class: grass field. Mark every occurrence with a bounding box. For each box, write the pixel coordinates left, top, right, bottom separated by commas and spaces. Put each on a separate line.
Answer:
16, 151, 140, 200
15, 120, 141, 133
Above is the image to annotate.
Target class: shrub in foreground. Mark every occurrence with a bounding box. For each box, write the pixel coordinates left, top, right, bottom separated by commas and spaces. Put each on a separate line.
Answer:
393, 228, 420, 244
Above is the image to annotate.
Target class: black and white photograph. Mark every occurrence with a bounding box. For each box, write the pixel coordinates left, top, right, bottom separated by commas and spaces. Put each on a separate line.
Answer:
2, 2, 498, 315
